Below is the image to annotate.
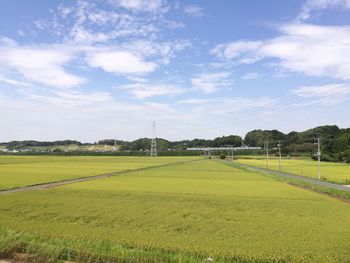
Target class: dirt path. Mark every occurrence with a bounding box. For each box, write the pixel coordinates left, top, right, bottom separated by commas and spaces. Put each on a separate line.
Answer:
230, 161, 350, 192
0, 159, 200, 195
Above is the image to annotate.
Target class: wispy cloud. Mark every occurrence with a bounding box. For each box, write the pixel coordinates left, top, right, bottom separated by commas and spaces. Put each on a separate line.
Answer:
297, 0, 350, 21
120, 83, 185, 99
184, 5, 204, 17
212, 23, 350, 80
28, 90, 113, 107
293, 83, 350, 105
191, 72, 233, 94
0, 76, 32, 87
117, 39, 191, 64
110, 0, 168, 13
177, 98, 210, 104
242, 72, 258, 80
0, 42, 85, 88
211, 41, 262, 63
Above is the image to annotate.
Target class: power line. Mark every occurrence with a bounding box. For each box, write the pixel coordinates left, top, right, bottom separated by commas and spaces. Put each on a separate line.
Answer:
160, 77, 336, 135
167, 92, 327, 135
171, 94, 308, 134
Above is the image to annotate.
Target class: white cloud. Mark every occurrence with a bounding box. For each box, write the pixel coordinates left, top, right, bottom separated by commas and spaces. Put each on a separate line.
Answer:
28, 90, 113, 107
86, 51, 157, 75
298, 0, 350, 21
209, 97, 276, 115
52, 1, 161, 44
191, 72, 233, 94
110, 0, 168, 13
118, 39, 191, 64
0, 89, 189, 141
0, 43, 85, 88
14, 0, 190, 85
242, 72, 258, 80
211, 41, 262, 63
184, 5, 204, 17
120, 83, 184, 99
0, 76, 32, 87
212, 23, 350, 80
177, 99, 210, 104
293, 83, 350, 104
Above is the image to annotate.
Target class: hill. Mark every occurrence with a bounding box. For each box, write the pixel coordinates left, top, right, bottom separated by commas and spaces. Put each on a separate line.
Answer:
1, 125, 349, 162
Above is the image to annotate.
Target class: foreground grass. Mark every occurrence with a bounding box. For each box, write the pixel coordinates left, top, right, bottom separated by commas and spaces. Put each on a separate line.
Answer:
235, 156, 350, 184
0, 156, 196, 190
1, 160, 350, 262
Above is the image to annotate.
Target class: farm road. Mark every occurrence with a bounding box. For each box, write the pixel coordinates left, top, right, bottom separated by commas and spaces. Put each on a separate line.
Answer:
230, 161, 350, 192
0, 158, 201, 195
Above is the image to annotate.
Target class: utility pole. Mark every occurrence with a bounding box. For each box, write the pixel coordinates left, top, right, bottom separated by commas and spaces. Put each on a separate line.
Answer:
315, 138, 321, 180
277, 141, 282, 172
231, 145, 234, 161
264, 142, 269, 169
150, 121, 157, 157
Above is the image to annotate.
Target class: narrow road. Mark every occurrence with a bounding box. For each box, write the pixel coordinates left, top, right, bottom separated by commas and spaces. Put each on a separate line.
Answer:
230, 161, 350, 192
0, 159, 200, 195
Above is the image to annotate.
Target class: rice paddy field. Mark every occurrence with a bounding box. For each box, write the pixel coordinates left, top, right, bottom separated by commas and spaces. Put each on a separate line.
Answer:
0, 156, 196, 190
234, 156, 350, 184
1, 157, 350, 262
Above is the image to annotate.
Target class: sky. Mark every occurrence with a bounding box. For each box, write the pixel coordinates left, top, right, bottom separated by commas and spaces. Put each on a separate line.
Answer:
0, 0, 350, 142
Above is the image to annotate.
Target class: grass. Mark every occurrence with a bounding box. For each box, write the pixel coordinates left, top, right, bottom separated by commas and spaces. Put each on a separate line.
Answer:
0, 156, 197, 190
1, 159, 350, 262
234, 156, 350, 184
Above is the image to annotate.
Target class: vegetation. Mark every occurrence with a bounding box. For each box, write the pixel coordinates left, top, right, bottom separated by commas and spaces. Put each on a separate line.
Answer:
1, 159, 350, 262
0, 156, 196, 190
234, 156, 350, 184
245, 125, 350, 162
1, 125, 349, 163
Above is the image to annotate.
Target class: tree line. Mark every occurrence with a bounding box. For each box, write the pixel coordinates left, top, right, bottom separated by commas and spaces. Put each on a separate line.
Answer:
1, 125, 349, 162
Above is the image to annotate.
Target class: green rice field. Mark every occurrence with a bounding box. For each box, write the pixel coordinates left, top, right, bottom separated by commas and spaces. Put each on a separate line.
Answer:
235, 156, 350, 184
0, 156, 196, 190
1, 157, 350, 262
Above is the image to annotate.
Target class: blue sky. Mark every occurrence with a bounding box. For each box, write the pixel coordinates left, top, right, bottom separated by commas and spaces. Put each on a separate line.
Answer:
0, 0, 350, 142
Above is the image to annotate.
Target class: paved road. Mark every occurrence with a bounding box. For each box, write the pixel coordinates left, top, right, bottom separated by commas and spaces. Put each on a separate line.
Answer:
230, 161, 350, 192
0, 159, 200, 195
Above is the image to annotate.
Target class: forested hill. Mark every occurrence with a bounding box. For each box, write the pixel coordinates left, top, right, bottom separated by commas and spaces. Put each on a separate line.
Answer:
1, 125, 349, 162
244, 125, 350, 162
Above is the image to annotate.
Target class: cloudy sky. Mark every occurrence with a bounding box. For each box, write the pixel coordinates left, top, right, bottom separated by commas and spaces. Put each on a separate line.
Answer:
0, 0, 350, 142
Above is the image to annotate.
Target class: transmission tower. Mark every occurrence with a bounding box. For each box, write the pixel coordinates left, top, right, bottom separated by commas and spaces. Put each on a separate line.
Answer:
150, 121, 157, 157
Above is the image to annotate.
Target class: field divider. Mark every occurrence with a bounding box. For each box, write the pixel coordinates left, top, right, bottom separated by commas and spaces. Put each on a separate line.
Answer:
219, 159, 350, 193
0, 158, 202, 195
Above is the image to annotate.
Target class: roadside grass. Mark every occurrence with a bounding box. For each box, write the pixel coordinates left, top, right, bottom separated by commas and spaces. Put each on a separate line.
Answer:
1, 160, 350, 262
0, 156, 197, 190
234, 156, 350, 184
